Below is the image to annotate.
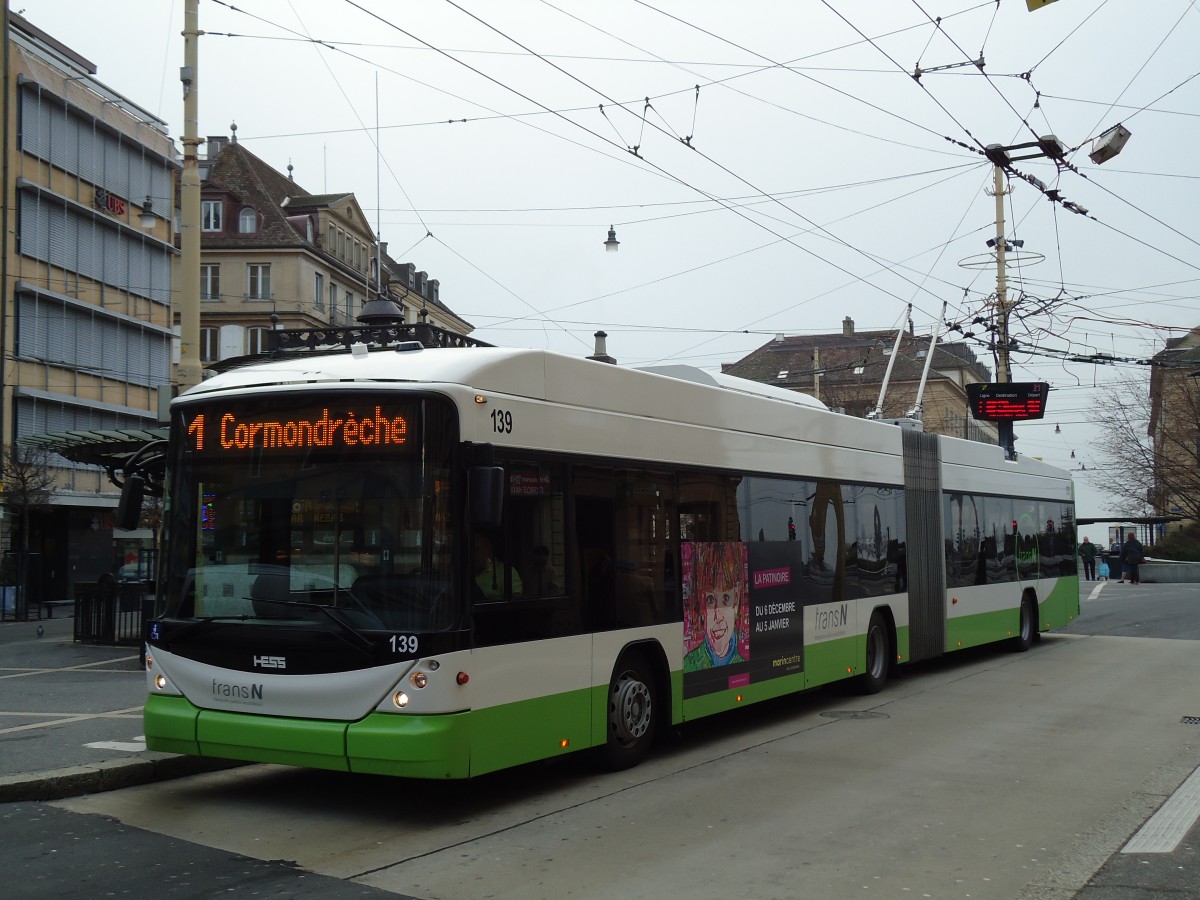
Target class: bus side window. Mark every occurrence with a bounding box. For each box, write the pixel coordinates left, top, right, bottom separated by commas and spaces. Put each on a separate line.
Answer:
474, 462, 576, 645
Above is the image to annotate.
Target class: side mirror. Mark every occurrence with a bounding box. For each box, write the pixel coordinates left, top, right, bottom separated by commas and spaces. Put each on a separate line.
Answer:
467, 466, 504, 529
115, 474, 145, 531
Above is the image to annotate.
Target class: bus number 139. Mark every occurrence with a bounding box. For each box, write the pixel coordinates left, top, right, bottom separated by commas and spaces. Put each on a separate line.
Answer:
390, 634, 418, 655
490, 409, 513, 434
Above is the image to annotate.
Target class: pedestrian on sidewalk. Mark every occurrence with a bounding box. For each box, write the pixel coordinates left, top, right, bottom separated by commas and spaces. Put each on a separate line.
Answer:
1079, 535, 1097, 580
1121, 531, 1144, 585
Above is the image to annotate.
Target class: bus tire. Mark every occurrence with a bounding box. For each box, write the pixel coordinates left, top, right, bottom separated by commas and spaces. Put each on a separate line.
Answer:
1011, 593, 1036, 652
856, 611, 891, 695
601, 652, 658, 770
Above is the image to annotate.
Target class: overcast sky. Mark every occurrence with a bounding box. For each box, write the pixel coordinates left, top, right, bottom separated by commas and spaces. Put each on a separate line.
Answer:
21, 0, 1200, 521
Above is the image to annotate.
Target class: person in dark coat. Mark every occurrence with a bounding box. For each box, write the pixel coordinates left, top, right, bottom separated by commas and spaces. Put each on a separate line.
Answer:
1078, 536, 1097, 580
1120, 532, 1144, 585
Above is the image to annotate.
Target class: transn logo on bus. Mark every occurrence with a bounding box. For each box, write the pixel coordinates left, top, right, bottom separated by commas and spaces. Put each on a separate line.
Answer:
253, 656, 287, 669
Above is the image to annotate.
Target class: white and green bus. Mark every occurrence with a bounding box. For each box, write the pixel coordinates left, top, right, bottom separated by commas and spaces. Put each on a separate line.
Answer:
140, 327, 1078, 778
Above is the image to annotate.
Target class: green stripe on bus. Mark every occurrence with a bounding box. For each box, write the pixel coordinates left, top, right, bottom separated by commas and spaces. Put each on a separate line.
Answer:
467, 686, 592, 776
143, 694, 200, 755
199, 708, 350, 772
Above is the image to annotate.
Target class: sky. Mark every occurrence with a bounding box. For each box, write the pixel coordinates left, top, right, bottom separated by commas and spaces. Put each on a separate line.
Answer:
19, 0, 1200, 521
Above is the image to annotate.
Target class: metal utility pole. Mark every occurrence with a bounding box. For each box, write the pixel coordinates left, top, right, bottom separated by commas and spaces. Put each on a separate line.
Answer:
991, 163, 1012, 385
988, 164, 1015, 459
175, 0, 203, 394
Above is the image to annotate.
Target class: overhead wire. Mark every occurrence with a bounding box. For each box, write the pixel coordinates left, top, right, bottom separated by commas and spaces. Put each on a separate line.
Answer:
1070, 0, 1196, 155
216, 1, 1191, 375
342, 0, 963, 319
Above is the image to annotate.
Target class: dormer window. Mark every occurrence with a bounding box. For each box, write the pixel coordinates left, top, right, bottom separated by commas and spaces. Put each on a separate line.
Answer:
201, 200, 223, 231
238, 207, 258, 234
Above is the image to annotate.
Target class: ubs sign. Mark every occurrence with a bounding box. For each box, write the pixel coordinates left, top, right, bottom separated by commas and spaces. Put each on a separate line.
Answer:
94, 187, 127, 217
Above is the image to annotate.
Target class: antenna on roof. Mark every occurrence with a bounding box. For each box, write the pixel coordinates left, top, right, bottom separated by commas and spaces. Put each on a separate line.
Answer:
866, 304, 911, 420
906, 301, 947, 421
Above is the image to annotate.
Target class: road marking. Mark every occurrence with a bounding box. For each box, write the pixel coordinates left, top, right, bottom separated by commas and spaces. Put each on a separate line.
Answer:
1122, 764, 1200, 853
85, 736, 147, 752
0, 707, 144, 736
1086, 583, 1107, 601
0, 656, 140, 679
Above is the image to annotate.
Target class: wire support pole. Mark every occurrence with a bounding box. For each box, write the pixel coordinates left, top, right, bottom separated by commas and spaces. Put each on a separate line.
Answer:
991, 163, 1011, 385
176, 0, 204, 393
989, 163, 1015, 460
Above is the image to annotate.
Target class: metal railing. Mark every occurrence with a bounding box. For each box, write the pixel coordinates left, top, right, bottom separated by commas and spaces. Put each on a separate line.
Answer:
73, 581, 153, 646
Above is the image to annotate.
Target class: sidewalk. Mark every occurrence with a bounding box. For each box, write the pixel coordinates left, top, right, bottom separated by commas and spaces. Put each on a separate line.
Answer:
0, 612, 239, 803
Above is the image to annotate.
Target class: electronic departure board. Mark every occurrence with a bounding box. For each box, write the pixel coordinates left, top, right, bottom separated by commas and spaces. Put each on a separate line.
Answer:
966, 382, 1049, 421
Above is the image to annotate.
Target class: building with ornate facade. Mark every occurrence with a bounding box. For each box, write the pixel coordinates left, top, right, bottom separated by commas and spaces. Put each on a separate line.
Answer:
195, 133, 468, 366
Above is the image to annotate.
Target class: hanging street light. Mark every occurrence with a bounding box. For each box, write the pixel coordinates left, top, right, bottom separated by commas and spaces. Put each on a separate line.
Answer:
603, 226, 620, 252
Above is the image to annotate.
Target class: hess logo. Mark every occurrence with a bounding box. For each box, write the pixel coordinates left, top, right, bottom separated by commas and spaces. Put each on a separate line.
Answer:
253, 655, 287, 670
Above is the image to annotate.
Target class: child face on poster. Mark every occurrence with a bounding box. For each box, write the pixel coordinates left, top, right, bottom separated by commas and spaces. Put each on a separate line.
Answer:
703, 582, 741, 660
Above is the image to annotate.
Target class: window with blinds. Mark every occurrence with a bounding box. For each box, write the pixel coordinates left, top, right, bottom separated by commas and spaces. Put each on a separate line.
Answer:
18, 191, 171, 305
19, 82, 173, 221
15, 292, 171, 387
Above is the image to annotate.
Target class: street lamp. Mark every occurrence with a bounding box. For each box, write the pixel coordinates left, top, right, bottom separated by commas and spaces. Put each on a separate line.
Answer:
603, 226, 620, 252
138, 196, 156, 229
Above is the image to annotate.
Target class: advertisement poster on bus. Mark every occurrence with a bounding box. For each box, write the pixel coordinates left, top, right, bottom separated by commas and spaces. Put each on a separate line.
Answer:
682, 540, 807, 699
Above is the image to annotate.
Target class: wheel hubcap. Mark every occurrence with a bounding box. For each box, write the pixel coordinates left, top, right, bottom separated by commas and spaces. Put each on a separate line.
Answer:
611, 674, 652, 745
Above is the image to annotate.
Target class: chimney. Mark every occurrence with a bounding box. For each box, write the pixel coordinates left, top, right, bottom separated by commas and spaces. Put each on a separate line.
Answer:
206, 135, 228, 159
588, 330, 617, 365
843, 316, 854, 336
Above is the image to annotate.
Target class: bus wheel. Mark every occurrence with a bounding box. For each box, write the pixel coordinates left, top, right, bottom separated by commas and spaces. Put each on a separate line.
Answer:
856, 612, 891, 695
1011, 594, 1036, 652
602, 655, 657, 770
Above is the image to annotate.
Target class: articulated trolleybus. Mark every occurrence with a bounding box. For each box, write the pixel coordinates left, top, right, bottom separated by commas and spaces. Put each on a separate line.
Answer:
139, 325, 1078, 779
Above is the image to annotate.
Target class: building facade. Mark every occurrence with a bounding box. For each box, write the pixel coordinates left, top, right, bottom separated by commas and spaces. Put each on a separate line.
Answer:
722, 317, 999, 444
195, 133, 469, 366
1148, 326, 1200, 526
2, 11, 177, 603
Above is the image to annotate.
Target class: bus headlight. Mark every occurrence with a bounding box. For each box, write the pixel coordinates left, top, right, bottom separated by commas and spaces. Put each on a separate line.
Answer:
410, 672, 428, 689
392, 691, 410, 709
154, 674, 167, 690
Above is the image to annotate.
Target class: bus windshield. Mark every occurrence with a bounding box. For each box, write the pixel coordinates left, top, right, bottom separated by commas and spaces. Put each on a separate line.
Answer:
159, 391, 459, 634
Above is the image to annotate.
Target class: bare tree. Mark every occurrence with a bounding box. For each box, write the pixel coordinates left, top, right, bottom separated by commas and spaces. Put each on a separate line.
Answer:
3, 443, 53, 555
1, 445, 53, 616
1087, 373, 1200, 520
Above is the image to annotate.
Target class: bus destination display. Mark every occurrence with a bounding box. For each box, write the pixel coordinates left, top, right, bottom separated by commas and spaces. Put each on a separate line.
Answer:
966, 382, 1049, 421
185, 404, 414, 456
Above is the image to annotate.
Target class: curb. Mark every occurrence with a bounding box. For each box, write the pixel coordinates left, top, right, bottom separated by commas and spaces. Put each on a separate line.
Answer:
0, 753, 247, 803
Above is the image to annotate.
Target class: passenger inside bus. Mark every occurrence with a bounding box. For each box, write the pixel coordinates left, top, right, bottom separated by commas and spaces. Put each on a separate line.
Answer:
473, 531, 523, 601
